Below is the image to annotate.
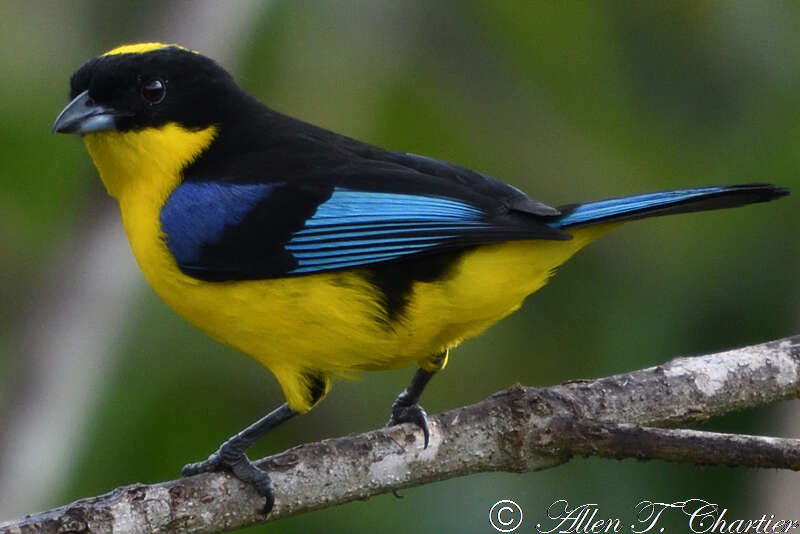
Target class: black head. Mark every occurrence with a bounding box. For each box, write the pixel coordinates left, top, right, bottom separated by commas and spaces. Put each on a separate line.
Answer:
54, 43, 242, 134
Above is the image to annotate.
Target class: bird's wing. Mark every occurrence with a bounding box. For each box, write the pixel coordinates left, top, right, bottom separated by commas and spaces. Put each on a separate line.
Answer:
365, 151, 562, 217
161, 163, 569, 281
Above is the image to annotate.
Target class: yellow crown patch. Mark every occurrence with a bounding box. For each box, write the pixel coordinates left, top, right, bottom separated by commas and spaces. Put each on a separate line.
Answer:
103, 42, 195, 56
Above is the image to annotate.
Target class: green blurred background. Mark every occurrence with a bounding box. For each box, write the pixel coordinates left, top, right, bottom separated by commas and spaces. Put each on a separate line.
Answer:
1, 1, 798, 532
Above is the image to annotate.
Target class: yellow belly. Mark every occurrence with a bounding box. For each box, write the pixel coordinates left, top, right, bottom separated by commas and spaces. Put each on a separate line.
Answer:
82, 124, 614, 412
120, 184, 612, 411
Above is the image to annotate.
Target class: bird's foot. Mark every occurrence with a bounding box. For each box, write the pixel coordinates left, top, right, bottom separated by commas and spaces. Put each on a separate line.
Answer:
182, 446, 275, 513
387, 399, 430, 449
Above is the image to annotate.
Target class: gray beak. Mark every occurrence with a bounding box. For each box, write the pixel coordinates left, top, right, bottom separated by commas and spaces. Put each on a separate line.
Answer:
52, 90, 120, 134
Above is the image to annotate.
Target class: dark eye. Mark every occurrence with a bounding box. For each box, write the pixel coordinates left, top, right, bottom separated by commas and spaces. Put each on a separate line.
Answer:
141, 78, 166, 104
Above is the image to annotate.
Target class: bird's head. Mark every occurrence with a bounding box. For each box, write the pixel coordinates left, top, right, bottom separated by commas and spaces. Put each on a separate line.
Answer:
54, 42, 236, 135
53, 43, 237, 199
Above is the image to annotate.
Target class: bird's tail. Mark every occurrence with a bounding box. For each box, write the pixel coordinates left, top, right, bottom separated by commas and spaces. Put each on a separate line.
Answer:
549, 183, 789, 229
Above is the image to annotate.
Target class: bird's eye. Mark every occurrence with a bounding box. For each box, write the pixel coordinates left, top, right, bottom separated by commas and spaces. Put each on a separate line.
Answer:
141, 78, 166, 104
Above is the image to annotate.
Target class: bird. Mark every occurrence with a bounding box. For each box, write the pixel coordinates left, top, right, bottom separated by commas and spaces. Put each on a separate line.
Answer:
53, 42, 789, 512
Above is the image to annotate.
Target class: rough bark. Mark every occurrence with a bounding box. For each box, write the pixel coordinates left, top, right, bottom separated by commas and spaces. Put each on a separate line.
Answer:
2, 335, 798, 534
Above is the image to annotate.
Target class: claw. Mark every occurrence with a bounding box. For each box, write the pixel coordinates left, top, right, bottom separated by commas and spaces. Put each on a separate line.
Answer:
182, 447, 275, 514
387, 402, 430, 448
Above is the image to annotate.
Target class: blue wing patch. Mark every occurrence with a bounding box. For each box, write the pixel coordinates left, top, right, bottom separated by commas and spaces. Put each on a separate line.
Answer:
286, 189, 490, 273
160, 183, 494, 276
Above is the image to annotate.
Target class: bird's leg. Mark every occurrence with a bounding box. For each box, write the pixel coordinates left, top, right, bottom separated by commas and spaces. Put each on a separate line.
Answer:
182, 402, 297, 513
386, 350, 448, 448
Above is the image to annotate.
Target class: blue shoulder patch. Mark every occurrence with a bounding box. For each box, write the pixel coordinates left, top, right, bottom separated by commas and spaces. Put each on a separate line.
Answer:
160, 182, 276, 265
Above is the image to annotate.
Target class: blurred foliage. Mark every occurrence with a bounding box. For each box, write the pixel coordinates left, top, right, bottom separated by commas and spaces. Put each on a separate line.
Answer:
1, 1, 798, 533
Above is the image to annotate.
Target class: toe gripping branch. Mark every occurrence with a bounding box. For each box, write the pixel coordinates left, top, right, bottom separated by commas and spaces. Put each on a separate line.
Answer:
182, 403, 297, 513
387, 366, 437, 448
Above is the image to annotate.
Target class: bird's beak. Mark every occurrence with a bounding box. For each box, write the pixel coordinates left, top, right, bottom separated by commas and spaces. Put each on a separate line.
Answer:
52, 90, 120, 134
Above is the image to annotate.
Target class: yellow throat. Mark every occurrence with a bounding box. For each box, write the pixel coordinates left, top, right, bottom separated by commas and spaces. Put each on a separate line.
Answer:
82, 124, 217, 201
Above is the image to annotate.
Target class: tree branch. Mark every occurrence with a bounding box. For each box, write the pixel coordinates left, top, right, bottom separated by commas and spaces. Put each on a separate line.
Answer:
2, 335, 798, 534
555, 421, 800, 468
